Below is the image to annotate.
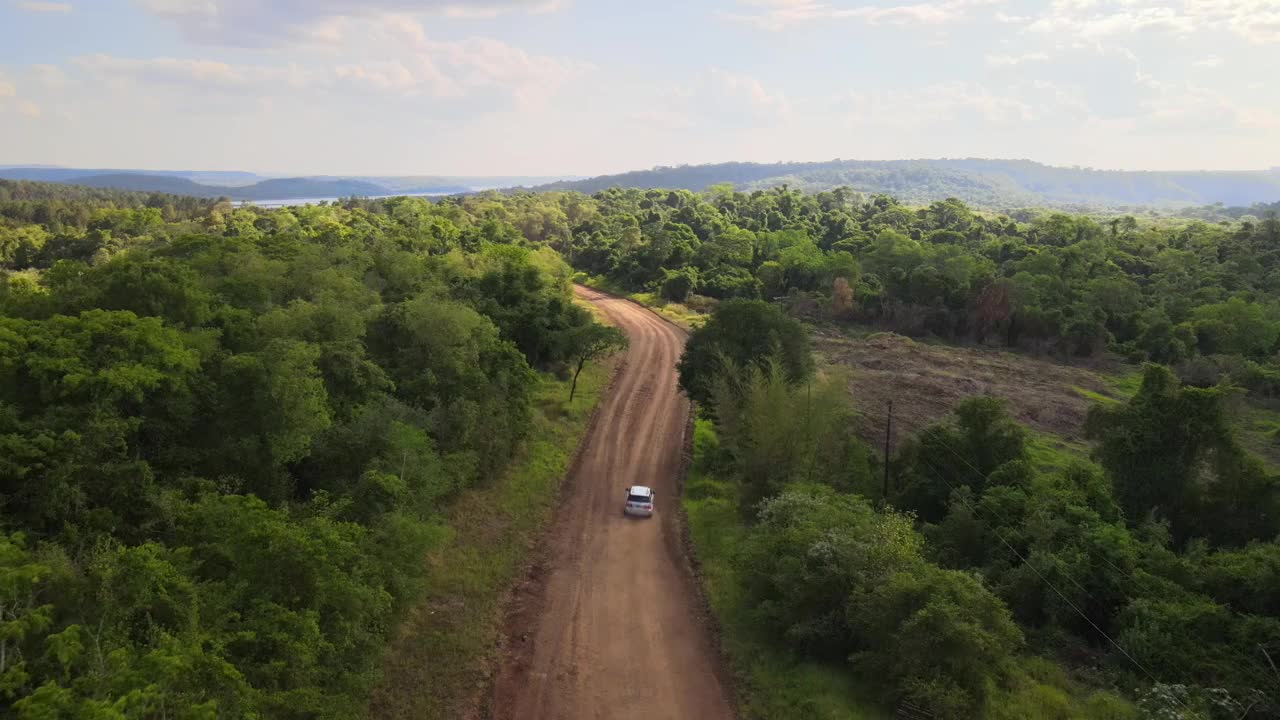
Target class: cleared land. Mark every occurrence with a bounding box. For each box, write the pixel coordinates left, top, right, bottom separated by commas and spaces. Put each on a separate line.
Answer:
815, 328, 1280, 469
817, 330, 1121, 445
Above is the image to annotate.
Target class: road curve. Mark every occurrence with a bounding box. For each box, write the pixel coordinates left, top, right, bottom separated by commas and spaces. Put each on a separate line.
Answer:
490, 286, 735, 720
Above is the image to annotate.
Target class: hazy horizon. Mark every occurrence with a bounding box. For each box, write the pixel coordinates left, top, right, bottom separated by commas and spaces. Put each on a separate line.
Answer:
1, 1, 1277, 176
3, 157, 1280, 181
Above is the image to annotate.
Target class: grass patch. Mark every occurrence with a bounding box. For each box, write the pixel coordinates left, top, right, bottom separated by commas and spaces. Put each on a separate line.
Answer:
1072, 385, 1120, 405
629, 292, 706, 329
1234, 402, 1280, 471
990, 658, 1137, 720
684, 420, 890, 720
1027, 432, 1091, 473
1092, 366, 1280, 471
1104, 370, 1144, 399
573, 273, 708, 328
573, 272, 629, 297
365, 357, 617, 720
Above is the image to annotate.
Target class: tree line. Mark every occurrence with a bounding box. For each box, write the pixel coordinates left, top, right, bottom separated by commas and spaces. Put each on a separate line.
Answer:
524, 184, 1280, 400
0, 191, 618, 717
532, 159, 1280, 208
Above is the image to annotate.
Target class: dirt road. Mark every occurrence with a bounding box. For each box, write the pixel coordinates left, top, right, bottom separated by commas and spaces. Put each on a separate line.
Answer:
490, 286, 735, 720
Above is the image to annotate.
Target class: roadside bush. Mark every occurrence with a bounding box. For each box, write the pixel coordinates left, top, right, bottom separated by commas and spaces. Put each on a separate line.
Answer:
849, 565, 1023, 718
677, 299, 813, 409
738, 486, 921, 658
712, 364, 873, 514
660, 267, 698, 302
738, 486, 1021, 718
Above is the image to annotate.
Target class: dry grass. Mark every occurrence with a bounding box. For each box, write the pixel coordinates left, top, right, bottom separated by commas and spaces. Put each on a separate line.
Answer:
816, 328, 1280, 473
813, 330, 1126, 450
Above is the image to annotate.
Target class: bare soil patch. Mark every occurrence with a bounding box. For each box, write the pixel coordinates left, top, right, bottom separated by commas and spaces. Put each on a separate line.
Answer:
814, 330, 1123, 447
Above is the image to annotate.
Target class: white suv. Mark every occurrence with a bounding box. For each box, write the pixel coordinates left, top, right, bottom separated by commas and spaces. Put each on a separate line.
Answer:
624, 485, 655, 517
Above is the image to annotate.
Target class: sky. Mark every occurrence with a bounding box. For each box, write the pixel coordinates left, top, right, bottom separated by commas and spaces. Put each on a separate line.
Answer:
0, 0, 1276, 176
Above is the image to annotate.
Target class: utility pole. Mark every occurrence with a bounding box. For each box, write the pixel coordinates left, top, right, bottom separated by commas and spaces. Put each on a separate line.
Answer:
805, 379, 814, 485
882, 400, 893, 505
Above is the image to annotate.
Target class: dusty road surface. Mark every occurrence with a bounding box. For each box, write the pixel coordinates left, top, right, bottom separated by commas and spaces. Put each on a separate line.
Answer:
491, 286, 735, 720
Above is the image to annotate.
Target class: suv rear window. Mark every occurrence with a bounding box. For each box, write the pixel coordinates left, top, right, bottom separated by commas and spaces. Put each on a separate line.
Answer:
628, 493, 651, 504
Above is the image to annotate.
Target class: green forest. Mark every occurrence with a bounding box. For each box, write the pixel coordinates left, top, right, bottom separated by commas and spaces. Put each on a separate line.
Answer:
561, 184, 1280, 386
4, 177, 1280, 718
683, 330, 1280, 718
0, 180, 616, 717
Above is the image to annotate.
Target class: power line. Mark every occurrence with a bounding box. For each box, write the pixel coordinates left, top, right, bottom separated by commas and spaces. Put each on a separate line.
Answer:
914, 453, 1180, 699
878, 398, 1280, 708
923, 433, 1280, 698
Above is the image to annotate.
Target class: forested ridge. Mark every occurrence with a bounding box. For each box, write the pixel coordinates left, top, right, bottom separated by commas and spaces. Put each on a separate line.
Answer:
0, 185, 616, 717
0, 171, 564, 204
534, 159, 1280, 209
6, 177, 1280, 718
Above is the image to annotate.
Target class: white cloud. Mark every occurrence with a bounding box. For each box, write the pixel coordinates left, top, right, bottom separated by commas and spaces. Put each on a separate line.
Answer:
71, 16, 587, 111
1141, 83, 1278, 131
1189, 0, 1280, 44
1195, 54, 1225, 67
629, 108, 695, 131
1025, 0, 1280, 44
75, 54, 307, 92
835, 82, 1035, 127
710, 68, 791, 115
1029, 80, 1090, 116
16, 1, 72, 12
724, 0, 1002, 30
1027, 5, 1195, 36
333, 60, 434, 94
31, 64, 68, 89
430, 36, 590, 109
342, 15, 590, 105
442, 0, 566, 18
0, 71, 42, 119
985, 51, 1050, 66
641, 68, 791, 132
137, 0, 568, 46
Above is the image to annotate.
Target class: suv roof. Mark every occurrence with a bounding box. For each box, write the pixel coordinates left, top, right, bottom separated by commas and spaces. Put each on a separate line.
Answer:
628, 486, 653, 497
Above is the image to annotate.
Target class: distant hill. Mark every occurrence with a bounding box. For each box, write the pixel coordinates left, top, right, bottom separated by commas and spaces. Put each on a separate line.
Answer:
70, 174, 228, 196
533, 159, 1280, 209
60, 173, 392, 201
0, 167, 263, 186
0, 177, 219, 209
0, 167, 577, 202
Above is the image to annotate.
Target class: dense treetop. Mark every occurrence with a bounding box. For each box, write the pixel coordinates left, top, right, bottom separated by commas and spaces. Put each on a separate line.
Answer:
688, 315, 1280, 717
544, 183, 1280, 401
3, 178, 1280, 718
0, 189, 611, 717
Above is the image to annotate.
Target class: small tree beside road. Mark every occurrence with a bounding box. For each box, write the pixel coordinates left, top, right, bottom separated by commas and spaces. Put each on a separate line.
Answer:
561, 322, 628, 402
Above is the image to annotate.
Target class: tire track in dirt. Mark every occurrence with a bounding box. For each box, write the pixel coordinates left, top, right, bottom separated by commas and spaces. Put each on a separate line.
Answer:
491, 286, 735, 720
